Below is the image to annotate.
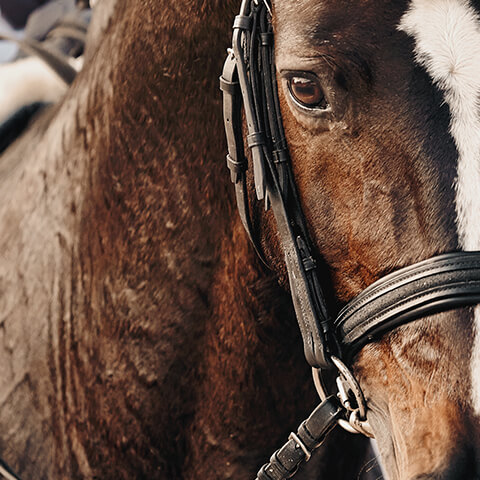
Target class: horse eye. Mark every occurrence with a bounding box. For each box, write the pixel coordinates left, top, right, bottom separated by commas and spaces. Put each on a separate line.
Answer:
288, 75, 327, 109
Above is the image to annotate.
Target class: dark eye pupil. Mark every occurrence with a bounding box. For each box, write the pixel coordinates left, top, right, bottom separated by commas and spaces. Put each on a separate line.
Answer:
289, 76, 325, 108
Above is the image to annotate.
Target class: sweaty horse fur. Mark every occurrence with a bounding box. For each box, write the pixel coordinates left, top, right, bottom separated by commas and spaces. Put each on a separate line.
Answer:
0, 1, 368, 478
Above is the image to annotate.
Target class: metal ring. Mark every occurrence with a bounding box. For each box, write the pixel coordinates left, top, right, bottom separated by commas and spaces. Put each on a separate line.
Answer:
312, 362, 367, 418
312, 367, 327, 401
331, 356, 368, 421
262, 0, 272, 16
338, 418, 362, 435
0, 464, 21, 480
312, 359, 374, 438
312, 369, 363, 435
349, 410, 374, 438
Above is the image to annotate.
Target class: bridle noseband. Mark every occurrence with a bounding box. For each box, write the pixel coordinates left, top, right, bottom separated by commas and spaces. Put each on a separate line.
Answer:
220, 0, 480, 478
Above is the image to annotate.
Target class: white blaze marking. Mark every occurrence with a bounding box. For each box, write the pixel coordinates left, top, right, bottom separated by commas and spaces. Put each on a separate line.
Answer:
399, 0, 480, 413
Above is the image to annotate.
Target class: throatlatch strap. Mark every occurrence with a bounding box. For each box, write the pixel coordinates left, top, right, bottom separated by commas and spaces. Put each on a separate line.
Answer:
220, 0, 337, 368
220, 53, 268, 265
336, 251, 480, 358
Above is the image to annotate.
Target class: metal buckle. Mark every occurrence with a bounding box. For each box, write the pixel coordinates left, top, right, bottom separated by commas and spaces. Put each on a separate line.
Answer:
312, 356, 374, 438
288, 432, 312, 462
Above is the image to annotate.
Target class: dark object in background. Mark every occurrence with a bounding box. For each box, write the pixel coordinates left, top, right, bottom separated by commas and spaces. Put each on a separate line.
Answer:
0, 0, 90, 154
0, 0, 49, 29
20, 0, 88, 60
0, 102, 47, 154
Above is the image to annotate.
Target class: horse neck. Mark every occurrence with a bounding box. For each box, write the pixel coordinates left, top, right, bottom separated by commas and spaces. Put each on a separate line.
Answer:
0, 1, 370, 477
63, 0, 331, 477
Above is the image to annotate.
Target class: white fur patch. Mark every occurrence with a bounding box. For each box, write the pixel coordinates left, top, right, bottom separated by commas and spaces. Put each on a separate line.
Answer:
399, 0, 480, 413
0, 57, 67, 125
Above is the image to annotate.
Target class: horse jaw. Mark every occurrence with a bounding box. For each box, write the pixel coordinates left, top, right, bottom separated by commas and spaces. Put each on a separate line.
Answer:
354, 311, 473, 480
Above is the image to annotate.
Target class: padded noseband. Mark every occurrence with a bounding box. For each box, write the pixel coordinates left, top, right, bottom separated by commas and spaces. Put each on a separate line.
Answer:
336, 252, 480, 360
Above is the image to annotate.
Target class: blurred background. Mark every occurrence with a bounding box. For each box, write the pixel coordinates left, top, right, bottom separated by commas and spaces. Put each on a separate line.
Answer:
0, 0, 80, 62
0, 0, 90, 153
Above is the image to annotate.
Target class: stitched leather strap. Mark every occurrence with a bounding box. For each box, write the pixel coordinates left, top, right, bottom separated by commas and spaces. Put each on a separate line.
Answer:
220, 52, 269, 266
220, 0, 338, 368
255, 396, 343, 480
335, 252, 480, 358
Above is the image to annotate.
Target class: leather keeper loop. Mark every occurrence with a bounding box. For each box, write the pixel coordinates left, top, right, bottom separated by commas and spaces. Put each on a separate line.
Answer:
302, 256, 316, 272
260, 32, 273, 46
233, 15, 252, 30
226, 154, 246, 173
273, 149, 289, 164
219, 76, 239, 95
247, 132, 266, 148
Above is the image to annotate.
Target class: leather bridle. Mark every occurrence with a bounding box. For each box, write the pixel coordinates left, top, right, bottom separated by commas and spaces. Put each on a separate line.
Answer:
1, 1, 480, 478
220, 0, 480, 478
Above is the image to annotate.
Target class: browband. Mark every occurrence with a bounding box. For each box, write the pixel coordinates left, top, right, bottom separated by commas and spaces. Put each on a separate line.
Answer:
336, 251, 480, 360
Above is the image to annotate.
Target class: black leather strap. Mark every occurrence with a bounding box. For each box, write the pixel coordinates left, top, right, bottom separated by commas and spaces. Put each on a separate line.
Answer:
221, 0, 338, 368
335, 252, 480, 358
255, 396, 343, 480
220, 52, 269, 266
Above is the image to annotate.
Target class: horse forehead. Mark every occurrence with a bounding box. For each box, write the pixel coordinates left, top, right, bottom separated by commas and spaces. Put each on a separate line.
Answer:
273, 0, 408, 53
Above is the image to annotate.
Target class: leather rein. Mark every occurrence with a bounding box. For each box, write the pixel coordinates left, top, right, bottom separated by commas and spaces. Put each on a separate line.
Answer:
220, 0, 480, 478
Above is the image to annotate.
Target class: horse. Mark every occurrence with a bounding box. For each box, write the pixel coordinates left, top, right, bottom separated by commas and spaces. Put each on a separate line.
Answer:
0, 0, 478, 478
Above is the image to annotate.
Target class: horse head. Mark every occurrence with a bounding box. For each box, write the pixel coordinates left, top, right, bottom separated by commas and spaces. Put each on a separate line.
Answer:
263, 0, 480, 478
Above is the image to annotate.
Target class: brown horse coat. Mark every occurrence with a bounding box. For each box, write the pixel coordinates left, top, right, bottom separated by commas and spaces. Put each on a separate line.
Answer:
0, 1, 370, 478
